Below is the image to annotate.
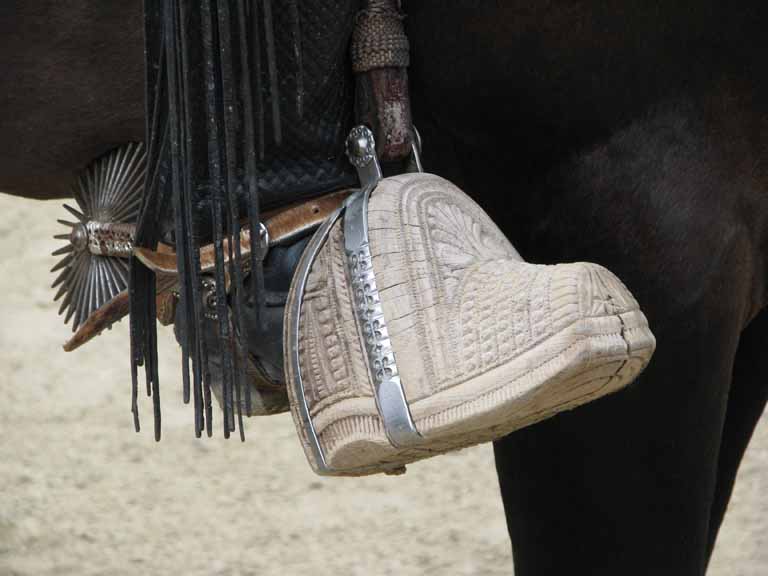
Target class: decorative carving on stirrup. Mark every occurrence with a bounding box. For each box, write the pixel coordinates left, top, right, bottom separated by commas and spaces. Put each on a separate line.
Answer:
288, 124, 427, 475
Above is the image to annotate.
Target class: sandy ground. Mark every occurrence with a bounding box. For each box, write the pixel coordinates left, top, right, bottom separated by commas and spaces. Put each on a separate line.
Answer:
0, 193, 766, 575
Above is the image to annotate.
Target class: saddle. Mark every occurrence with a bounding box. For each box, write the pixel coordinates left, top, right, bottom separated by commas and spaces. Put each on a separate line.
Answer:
49, 0, 656, 475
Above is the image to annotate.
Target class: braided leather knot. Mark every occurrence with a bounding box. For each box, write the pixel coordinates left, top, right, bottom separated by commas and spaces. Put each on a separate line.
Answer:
351, 3, 409, 73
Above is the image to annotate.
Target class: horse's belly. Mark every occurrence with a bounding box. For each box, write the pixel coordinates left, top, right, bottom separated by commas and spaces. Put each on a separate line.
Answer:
407, 1, 762, 151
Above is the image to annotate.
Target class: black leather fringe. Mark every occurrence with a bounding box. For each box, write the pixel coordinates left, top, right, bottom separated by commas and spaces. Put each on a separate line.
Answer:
132, 0, 276, 440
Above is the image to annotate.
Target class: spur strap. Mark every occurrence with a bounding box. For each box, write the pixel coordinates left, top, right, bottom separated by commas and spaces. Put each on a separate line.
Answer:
63, 189, 352, 352
134, 189, 352, 275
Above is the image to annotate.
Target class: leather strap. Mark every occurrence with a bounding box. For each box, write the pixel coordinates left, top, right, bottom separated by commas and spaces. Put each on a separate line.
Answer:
352, 0, 413, 163
64, 189, 352, 352
134, 189, 352, 276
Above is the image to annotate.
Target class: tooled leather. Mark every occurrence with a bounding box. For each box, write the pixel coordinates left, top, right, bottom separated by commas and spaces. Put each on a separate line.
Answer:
164, 0, 360, 240
252, 0, 359, 207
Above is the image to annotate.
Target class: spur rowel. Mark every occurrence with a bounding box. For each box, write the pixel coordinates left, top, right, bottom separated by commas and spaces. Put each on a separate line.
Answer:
285, 173, 656, 476
51, 143, 145, 342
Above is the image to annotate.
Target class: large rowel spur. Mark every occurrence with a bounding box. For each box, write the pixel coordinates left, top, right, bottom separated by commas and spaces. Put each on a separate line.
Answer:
52, 143, 145, 349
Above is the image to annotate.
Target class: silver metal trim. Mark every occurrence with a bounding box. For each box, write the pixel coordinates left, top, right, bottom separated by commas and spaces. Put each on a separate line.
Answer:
255, 222, 270, 260
288, 124, 427, 473
344, 186, 422, 448
345, 125, 383, 189
341, 124, 423, 447
407, 126, 424, 173
286, 203, 348, 475
287, 185, 422, 476
85, 221, 136, 257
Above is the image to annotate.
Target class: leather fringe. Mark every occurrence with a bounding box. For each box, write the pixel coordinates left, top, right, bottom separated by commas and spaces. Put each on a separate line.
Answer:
132, 0, 275, 440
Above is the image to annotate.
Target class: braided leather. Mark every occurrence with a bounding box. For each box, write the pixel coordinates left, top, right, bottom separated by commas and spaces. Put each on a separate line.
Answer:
351, 2, 409, 72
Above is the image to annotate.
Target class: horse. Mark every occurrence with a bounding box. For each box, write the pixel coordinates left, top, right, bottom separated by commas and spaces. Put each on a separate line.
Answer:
1, 2, 766, 574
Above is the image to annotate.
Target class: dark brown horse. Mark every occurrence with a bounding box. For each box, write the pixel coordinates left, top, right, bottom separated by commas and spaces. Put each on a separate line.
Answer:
2, 2, 767, 574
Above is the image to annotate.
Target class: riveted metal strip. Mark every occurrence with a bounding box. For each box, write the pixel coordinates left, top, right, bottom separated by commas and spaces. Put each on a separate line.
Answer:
343, 186, 422, 448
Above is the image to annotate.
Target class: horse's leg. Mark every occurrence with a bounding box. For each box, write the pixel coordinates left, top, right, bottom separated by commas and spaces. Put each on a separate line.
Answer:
493, 317, 740, 575
489, 97, 766, 575
705, 308, 768, 564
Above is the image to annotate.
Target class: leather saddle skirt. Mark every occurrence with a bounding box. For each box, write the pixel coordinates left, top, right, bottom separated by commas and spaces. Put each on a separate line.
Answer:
150, 0, 360, 242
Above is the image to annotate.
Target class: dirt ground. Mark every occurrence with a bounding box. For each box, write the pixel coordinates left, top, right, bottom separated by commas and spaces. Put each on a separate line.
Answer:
1, 193, 766, 575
